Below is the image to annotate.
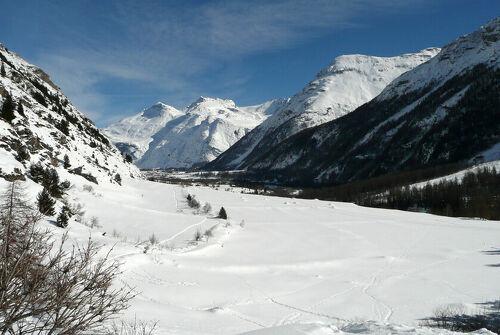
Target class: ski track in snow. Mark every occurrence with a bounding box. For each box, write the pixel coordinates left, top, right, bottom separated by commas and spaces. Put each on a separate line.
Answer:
15, 173, 499, 335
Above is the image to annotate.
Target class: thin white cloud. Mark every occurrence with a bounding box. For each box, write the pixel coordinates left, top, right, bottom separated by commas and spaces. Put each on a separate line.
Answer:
33, 0, 427, 124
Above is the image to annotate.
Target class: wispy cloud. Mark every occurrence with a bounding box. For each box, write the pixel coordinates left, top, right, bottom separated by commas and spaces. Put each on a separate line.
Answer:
32, 0, 426, 124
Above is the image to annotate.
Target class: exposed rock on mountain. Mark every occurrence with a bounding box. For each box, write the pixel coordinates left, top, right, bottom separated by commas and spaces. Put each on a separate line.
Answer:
0, 43, 139, 184
244, 18, 500, 186
205, 48, 440, 170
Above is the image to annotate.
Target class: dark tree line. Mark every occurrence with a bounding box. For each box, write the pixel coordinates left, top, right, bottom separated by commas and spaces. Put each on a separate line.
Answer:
376, 168, 500, 219
300, 163, 500, 220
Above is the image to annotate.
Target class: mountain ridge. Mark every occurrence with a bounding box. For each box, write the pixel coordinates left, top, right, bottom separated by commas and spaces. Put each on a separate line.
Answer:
205, 47, 440, 171
243, 17, 500, 186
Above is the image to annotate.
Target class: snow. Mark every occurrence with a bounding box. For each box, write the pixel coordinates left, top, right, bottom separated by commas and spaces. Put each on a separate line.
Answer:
3, 174, 498, 335
411, 159, 500, 189
133, 97, 286, 169
0, 43, 139, 184
378, 18, 500, 101
102, 102, 183, 160
214, 48, 440, 170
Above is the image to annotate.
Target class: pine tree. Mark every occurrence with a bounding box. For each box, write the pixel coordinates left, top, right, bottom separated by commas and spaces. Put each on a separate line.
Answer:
63, 154, 71, 169
16, 102, 25, 117
114, 173, 122, 185
125, 154, 133, 163
218, 207, 228, 220
56, 210, 69, 228
0, 93, 15, 123
37, 188, 56, 216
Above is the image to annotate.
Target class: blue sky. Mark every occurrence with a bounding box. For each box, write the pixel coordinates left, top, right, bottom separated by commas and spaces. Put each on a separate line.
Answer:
1, 0, 498, 126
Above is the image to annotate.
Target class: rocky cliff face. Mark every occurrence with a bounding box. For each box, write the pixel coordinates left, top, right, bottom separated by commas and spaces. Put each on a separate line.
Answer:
0, 43, 139, 184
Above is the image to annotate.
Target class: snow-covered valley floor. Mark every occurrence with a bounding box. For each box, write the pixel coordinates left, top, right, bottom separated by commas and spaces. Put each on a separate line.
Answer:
4, 176, 499, 334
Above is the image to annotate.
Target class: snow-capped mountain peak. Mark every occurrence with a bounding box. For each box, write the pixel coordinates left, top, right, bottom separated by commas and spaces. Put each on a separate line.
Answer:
104, 97, 286, 169
379, 17, 500, 100
206, 48, 440, 171
240, 17, 500, 185
102, 103, 183, 161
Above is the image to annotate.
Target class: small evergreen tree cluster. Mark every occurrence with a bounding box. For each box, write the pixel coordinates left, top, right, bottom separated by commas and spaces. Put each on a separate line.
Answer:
56, 119, 70, 135
37, 188, 56, 216
0, 93, 15, 123
29, 163, 70, 198
125, 153, 133, 163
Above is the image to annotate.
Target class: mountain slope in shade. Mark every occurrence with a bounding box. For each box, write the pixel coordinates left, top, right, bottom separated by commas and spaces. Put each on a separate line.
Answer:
102, 102, 183, 161
134, 97, 287, 169
205, 48, 440, 170
246, 17, 500, 186
0, 43, 139, 184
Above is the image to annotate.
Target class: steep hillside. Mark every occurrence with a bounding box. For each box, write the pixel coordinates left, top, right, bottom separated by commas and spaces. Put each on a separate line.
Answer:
245, 17, 500, 186
205, 48, 440, 170
0, 43, 139, 184
124, 97, 287, 169
102, 102, 183, 161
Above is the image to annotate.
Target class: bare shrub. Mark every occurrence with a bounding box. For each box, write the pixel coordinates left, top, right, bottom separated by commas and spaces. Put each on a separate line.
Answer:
90, 215, 101, 228
194, 229, 202, 241
187, 195, 200, 209
83, 184, 94, 192
421, 303, 500, 333
0, 181, 134, 334
202, 202, 212, 214
204, 228, 214, 240
148, 233, 159, 245
106, 319, 158, 335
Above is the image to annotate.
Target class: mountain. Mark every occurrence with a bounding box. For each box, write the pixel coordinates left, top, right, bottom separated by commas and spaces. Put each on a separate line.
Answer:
205, 48, 440, 170
0, 43, 138, 184
121, 97, 287, 169
102, 102, 183, 161
243, 17, 500, 186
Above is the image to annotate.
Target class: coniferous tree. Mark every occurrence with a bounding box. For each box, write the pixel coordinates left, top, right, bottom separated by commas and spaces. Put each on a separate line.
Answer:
16, 102, 25, 117
37, 188, 56, 216
218, 207, 228, 220
0, 93, 15, 123
125, 154, 133, 163
56, 210, 69, 228
63, 154, 71, 169
114, 173, 122, 185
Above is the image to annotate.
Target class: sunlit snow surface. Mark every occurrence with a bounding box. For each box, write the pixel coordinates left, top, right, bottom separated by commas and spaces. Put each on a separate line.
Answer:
2, 174, 498, 335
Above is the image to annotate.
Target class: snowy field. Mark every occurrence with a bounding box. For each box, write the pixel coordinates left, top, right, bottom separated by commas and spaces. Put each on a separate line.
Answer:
1, 175, 499, 335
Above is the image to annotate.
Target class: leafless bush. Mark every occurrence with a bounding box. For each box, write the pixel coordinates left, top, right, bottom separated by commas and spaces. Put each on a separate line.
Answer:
202, 202, 212, 214
105, 319, 158, 335
82, 184, 94, 192
186, 194, 200, 209
0, 181, 134, 334
194, 229, 202, 241
204, 228, 214, 240
148, 233, 159, 245
421, 303, 500, 333
89, 215, 101, 228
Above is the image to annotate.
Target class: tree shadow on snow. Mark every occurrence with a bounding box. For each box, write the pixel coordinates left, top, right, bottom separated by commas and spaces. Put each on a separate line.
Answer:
420, 300, 500, 334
